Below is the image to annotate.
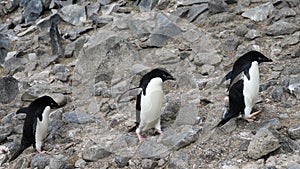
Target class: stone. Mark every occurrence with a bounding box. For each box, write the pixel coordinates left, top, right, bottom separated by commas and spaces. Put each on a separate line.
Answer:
60, 4, 87, 26
156, 0, 170, 10
115, 156, 130, 168
288, 123, 300, 140
141, 159, 158, 169
220, 37, 240, 52
83, 145, 111, 162
89, 15, 113, 28
245, 29, 261, 40
235, 24, 249, 37
24, 0, 43, 24
39, 54, 59, 68
75, 159, 86, 168
50, 22, 63, 56
146, 13, 181, 47
62, 111, 95, 124
64, 36, 87, 58
139, 0, 158, 12
265, 20, 300, 36
37, 13, 61, 30
175, 104, 199, 126
242, 2, 274, 22
177, 0, 209, 6
288, 82, 300, 99
51, 64, 69, 82
49, 158, 74, 169
0, 76, 19, 104
286, 163, 300, 169
0, 33, 10, 64
272, 86, 284, 102
275, 7, 296, 20
30, 154, 51, 169
258, 118, 282, 131
187, 4, 208, 22
208, 0, 227, 14
247, 128, 280, 159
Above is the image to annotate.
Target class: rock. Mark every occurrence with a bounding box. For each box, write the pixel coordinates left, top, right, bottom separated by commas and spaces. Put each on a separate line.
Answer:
288, 82, 300, 99
141, 159, 158, 169
208, 0, 227, 14
286, 163, 300, 169
51, 64, 69, 82
247, 128, 280, 159
62, 111, 95, 124
49, 158, 74, 169
0, 76, 19, 104
75, 159, 86, 168
39, 54, 59, 69
245, 29, 261, 40
235, 24, 249, 37
24, 0, 43, 24
0, 153, 8, 167
139, 0, 158, 11
83, 145, 111, 162
64, 36, 86, 58
50, 22, 63, 56
168, 152, 190, 168
242, 2, 274, 22
115, 156, 130, 168
60, 4, 87, 26
272, 86, 284, 102
37, 13, 61, 30
175, 104, 199, 126
220, 37, 240, 52
89, 15, 113, 28
288, 123, 300, 140
187, 4, 208, 22
257, 118, 282, 131
275, 7, 296, 20
146, 13, 181, 47
265, 20, 300, 36
0, 33, 10, 64
162, 127, 201, 150
30, 154, 51, 169
156, 0, 170, 10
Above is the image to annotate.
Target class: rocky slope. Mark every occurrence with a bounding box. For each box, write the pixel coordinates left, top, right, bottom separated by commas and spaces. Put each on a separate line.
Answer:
0, 0, 300, 168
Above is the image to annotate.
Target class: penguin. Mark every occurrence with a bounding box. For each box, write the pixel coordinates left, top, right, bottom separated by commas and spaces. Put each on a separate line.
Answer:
118, 68, 175, 141
9, 96, 58, 162
216, 51, 272, 127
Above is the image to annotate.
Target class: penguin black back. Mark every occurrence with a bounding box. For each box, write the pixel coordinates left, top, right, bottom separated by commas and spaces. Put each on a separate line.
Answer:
9, 96, 58, 162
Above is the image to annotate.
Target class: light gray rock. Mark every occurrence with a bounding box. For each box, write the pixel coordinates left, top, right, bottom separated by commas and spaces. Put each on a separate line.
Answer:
83, 145, 111, 162
265, 20, 300, 36
175, 104, 199, 126
288, 82, 300, 99
275, 7, 296, 20
220, 37, 240, 52
62, 111, 95, 124
187, 4, 208, 22
0, 76, 19, 104
288, 123, 300, 140
75, 159, 86, 168
286, 162, 300, 169
89, 15, 113, 28
208, 0, 227, 14
30, 154, 51, 169
272, 86, 284, 102
60, 4, 87, 26
245, 29, 261, 40
115, 156, 130, 168
139, 0, 158, 12
242, 2, 274, 22
247, 128, 280, 159
49, 158, 74, 169
0, 33, 10, 64
64, 36, 87, 58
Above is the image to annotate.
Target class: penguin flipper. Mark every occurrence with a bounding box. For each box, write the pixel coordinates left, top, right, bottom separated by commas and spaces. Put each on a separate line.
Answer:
16, 107, 29, 114
9, 144, 30, 162
220, 71, 232, 84
118, 87, 143, 103
128, 122, 140, 133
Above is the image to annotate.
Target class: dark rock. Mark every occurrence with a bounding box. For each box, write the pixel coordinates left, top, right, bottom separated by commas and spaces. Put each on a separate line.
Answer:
187, 4, 208, 22
156, 0, 170, 10
265, 20, 300, 36
49, 158, 74, 169
47, 120, 63, 142
30, 154, 51, 169
50, 22, 63, 56
247, 128, 280, 159
282, 137, 300, 152
37, 13, 61, 30
288, 123, 300, 140
292, 48, 300, 58
139, 0, 158, 11
60, 4, 87, 26
141, 159, 158, 169
260, 80, 278, 91
221, 37, 240, 52
83, 145, 111, 162
64, 36, 87, 58
208, 0, 227, 14
242, 2, 274, 22
62, 111, 95, 124
115, 156, 130, 168
24, 0, 43, 24
0, 76, 19, 104
272, 86, 284, 101
258, 118, 282, 131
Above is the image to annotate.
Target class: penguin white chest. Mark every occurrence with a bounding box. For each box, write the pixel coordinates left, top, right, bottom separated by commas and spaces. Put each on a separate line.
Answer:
243, 61, 259, 109
35, 106, 51, 151
140, 78, 164, 124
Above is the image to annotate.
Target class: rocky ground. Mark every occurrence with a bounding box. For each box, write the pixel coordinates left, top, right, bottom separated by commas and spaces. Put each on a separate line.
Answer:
0, 0, 300, 168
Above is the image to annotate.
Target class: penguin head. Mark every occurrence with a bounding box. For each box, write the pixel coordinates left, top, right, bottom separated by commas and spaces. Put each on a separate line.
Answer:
245, 51, 273, 63
143, 68, 175, 82
33, 96, 59, 108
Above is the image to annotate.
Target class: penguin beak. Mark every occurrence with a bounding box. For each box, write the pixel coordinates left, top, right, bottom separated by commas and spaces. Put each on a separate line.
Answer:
167, 75, 176, 81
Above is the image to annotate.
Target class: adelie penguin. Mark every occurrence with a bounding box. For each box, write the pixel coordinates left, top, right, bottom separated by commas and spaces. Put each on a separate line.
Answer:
9, 96, 59, 162
118, 68, 175, 142
216, 51, 272, 127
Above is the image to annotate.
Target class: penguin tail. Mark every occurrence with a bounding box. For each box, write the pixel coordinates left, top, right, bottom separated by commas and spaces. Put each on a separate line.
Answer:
16, 108, 29, 114
9, 144, 29, 162
213, 111, 236, 129
128, 122, 139, 133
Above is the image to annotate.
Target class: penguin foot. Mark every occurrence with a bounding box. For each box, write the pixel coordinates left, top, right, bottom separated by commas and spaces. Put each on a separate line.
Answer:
245, 110, 262, 122
137, 134, 144, 142
38, 150, 46, 154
